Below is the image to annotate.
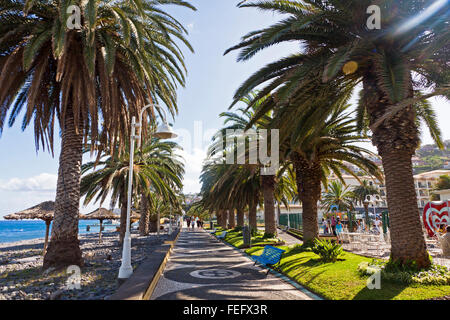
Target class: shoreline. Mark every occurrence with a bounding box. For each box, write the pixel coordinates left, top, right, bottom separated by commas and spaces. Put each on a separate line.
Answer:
0, 229, 173, 300
0, 220, 120, 245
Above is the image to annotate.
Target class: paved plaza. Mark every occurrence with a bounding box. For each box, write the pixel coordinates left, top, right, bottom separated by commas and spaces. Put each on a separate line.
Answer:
150, 227, 316, 300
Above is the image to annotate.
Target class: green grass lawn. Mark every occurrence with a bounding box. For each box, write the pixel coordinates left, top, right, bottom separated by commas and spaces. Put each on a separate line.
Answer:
245, 245, 450, 300
214, 228, 284, 249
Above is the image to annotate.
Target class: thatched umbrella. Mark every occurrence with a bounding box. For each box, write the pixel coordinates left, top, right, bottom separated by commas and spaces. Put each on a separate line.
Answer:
130, 210, 141, 224
80, 208, 119, 242
4, 201, 55, 255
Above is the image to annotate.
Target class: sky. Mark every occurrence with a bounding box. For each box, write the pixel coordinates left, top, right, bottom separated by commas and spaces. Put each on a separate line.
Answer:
0, 0, 449, 218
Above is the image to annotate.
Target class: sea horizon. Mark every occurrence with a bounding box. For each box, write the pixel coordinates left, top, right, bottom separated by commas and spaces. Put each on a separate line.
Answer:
0, 220, 119, 244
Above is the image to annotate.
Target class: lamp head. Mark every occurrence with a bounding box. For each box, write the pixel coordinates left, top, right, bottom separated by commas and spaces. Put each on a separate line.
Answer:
155, 123, 178, 139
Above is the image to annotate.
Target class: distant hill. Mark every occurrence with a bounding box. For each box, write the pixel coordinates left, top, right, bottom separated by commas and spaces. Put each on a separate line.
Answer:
417, 140, 450, 158
413, 140, 450, 174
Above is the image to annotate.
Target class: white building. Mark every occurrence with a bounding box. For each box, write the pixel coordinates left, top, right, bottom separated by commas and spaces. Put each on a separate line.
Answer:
412, 170, 450, 207
277, 169, 450, 217
434, 189, 450, 201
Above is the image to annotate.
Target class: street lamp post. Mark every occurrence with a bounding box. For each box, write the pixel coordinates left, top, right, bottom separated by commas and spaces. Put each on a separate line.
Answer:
118, 103, 177, 281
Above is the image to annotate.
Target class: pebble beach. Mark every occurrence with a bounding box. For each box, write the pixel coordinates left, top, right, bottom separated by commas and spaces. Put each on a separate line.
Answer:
0, 230, 170, 300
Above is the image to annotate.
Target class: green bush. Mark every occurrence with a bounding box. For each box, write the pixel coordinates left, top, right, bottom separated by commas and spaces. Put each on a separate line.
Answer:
357, 260, 450, 285
262, 232, 276, 239
311, 238, 344, 263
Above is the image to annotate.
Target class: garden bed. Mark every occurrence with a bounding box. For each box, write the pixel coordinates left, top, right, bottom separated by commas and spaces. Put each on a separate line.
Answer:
245, 245, 450, 300
213, 229, 284, 249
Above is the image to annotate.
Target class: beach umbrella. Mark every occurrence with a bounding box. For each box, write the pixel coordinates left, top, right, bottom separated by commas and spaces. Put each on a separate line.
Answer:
130, 210, 141, 224
80, 208, 119, 243
4, 201, 55, 255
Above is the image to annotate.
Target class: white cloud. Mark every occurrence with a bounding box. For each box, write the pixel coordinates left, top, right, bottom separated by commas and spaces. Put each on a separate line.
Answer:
0, 173, 57, 192
177, 147, 206, 194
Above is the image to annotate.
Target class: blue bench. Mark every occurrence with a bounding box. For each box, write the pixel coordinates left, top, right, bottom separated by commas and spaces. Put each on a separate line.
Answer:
216, 231, 227, 240
253, 245, 285, 275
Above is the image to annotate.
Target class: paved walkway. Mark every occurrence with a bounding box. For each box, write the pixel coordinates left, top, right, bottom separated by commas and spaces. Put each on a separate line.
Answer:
276, 227, 302, 246
150, 227, 314, 300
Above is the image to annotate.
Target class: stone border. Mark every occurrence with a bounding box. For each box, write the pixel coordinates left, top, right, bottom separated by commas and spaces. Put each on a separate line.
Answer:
109, 229, 181, 300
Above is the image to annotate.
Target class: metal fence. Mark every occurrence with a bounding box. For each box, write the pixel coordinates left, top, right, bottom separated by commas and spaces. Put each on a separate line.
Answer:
278, 213, 303, 230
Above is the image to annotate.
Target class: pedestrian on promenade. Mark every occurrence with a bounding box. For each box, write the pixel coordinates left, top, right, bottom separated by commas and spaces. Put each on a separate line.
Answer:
191, 219, 195, 230
373, 216, 382, 234
321, 218, 328, 234
331, 215, 337, 236
335, 219, 344, 244
186, 217, 191, 230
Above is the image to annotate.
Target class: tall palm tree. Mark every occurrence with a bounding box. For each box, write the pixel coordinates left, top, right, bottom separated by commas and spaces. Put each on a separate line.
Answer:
81, 138, 184, 242
321, 181, 354, 213
0, 0, 195, 268
226, 0, 448, 267
281, 103, 383, 241
207, 93, 283, 235
352, 180, 381, 206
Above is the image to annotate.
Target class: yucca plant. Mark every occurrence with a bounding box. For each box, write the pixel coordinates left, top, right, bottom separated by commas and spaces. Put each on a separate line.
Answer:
311, 238, 344, 263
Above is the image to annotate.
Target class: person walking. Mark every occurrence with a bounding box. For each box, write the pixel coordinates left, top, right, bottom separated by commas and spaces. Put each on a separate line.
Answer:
321, 218, 328, 234
335, 219, 344, 244
186, 217, 191, 230
331, 215, 337, 236
373, 216, 382, 234
191, 218, 195, 230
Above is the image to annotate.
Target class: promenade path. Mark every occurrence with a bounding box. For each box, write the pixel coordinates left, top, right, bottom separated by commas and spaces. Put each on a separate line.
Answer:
150, 227, 315, 300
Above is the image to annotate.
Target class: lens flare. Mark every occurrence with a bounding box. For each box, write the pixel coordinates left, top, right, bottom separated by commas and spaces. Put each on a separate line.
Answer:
342, 61, 358, 75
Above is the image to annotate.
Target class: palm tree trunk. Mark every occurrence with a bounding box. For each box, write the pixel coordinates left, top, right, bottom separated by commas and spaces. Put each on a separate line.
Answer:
139, 193, 149, 236
228, 208, 236, 228
381, 149, 430, 267
99, 219, 103, 243
42, 219, 51, 256
219, 209, 227, 228
261, 174, 276, 236
236, 208, 244, 227
119, 194, 127, 244
363, 72, 430, 268
249, 202, 257, 233
43, 106, 83, 269
292, 153, 321, 242
363, 202, 370, 231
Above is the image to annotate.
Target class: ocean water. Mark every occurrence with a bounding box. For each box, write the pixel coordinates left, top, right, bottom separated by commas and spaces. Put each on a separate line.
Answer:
0, 220, 119, 244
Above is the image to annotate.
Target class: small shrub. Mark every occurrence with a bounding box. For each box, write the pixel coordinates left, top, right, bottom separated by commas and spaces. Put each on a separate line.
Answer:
262, 232, 276, 239
357, 260, 450, 285
311, 238, 344, 263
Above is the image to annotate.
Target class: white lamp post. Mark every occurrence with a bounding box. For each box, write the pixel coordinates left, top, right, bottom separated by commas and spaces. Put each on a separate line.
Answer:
118, 103, 177, 280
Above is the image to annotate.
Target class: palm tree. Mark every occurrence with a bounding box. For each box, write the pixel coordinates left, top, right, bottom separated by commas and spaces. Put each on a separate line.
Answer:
352, 180, 381, 206
352, 180, 381, 223
81, 138, 184, 243
321, 181, 354, 213
205, 93, 289, 235
282, 103, 383, 241
0, 0, 195, 268
226, 0, 448, 267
